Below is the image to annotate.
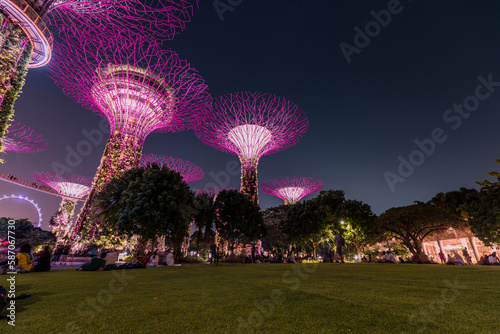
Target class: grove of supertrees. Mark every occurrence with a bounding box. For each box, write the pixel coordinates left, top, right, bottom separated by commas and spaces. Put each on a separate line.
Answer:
141, 154, 204, 183
0, 121, 48, 159
260, 176, 324, 205
195, 92, 308, 203
0, 0, 197, 155
50, 30, 210, 235
30, 171, 91, 238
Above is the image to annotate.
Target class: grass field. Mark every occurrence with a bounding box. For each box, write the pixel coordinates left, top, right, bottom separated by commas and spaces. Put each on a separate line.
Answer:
1, 263, 499, 334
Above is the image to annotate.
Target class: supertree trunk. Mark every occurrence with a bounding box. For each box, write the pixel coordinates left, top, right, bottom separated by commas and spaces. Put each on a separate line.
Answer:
240, 158, 259, 204
73, 132, 143, 235
0, 14, 31, 154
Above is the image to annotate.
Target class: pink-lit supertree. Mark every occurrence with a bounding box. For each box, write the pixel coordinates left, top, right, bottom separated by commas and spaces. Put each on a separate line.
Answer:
31, 171, 91, 238
195, 92, 308, 203
0, 121, 49, 153
260, 176, 324, 205
141, 154, 204, 183
50, 31, 209, 235
0, 0, 197, 152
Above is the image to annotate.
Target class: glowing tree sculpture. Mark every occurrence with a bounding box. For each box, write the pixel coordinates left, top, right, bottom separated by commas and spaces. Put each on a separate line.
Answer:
195, 92, 308, 203
260, 176, 324, 205
0, 0, 197, 153
31, 171, 91, 237
0, 121, 48, 153
50, 32, 209, 234
141, 154, 204, 183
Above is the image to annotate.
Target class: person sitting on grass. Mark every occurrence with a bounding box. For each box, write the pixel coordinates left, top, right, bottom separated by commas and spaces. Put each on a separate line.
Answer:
446, 254, 456, 265
166, 249, 175, 266
32, 246, 51, 272
420, 253, 431, 264
386, 251, 397, 263
453, 251, 465, 265
15, 244, 34, 272
78, 251, 107, 271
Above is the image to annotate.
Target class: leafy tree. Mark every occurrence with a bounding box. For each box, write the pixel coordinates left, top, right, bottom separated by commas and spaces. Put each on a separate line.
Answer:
466, 188, 500, 246
377, 204, 462, 255
262, 205, 290, 254
477, 159, 500, 189
336, 199, 379, 259
214, 190, 266, 254
0, 218, 56, 247
93, 164, 195, 256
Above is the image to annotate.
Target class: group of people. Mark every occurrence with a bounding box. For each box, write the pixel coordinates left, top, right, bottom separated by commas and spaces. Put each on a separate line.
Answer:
77, 248, 176, 271
51, 243, 72, 265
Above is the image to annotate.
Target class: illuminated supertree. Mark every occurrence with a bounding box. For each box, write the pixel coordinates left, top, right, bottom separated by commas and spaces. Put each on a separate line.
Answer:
50, 32, 209, 234
195, 92, 308, 203
0, 0, 197, 153
30, 171, 91, 237
260, 176, 324, 205
141, 154, 204, 183
0, 121, 48, 153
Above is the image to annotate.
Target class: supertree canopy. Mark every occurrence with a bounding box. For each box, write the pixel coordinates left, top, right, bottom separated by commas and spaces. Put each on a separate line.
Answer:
31, 171, 91, 238
141, 154, 204, 183
0, 121, 49, 153
195, 92, 308, 203
0, 0, 197, 160
260, 176, 324, 205
50, 31, 209, 234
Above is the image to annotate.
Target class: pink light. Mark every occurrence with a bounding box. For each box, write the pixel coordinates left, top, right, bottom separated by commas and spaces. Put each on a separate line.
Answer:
195, 92, 308, 160
141, 154, 204, 183
227, 124, 272, 160
1, 121, 49, 153
30, 171, 92, 199
260, 176, 324, 204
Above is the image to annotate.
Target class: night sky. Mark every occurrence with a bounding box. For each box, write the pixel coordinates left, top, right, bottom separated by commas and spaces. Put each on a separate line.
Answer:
1, 0, 500, 229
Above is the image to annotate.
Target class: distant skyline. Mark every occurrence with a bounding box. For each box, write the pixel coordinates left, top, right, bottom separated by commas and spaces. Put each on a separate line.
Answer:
1, 0, 499, 229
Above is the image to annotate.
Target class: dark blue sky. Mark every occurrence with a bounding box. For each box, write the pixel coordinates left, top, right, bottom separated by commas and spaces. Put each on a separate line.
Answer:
1, 0, 500, 229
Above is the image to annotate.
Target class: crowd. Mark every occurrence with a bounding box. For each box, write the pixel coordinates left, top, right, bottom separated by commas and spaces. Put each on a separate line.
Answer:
1, 173, 55, 192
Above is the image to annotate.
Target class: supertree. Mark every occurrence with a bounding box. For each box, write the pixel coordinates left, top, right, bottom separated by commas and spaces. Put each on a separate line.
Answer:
141, 154, 204, 183
0, 0, 197, 153
30, 171, 91, 238
195, 92, 308, 203
0, 121, 48, 153
50, 31, 210, 235
260, 176, 324, 205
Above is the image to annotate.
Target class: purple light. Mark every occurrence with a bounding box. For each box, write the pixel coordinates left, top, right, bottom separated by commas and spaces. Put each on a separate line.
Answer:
1, 121, 49, 153
0, 194, 43, 227
49, 31, 209, 234
195, 92, 308, 202
260, 176, 324, 205
141, 154, 204, 183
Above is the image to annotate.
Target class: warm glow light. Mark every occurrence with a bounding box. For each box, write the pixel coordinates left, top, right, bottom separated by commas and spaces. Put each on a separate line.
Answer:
0, 0, 53, 67
57, 182, 91, 198
31, 171, 91, 200
260, 176, 324, 205
227, 124, 272, 160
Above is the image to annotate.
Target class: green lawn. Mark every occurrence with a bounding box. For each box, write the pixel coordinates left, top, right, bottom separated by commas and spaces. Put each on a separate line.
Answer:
1, 263, 499, 333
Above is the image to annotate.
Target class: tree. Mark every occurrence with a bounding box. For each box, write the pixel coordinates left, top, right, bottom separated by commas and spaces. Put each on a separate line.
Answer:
214, 190, 266, 254
0, 218, 55, 247
377, 204, 463, 255
93, 164, 195, 257
281, 199, 333, 259
191, 193, 218, 252
462, 161, 500, 246
336, 199, 379, 259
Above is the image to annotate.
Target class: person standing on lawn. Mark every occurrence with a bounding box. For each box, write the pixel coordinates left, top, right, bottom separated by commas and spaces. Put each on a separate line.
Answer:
335, 233, 345, 264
